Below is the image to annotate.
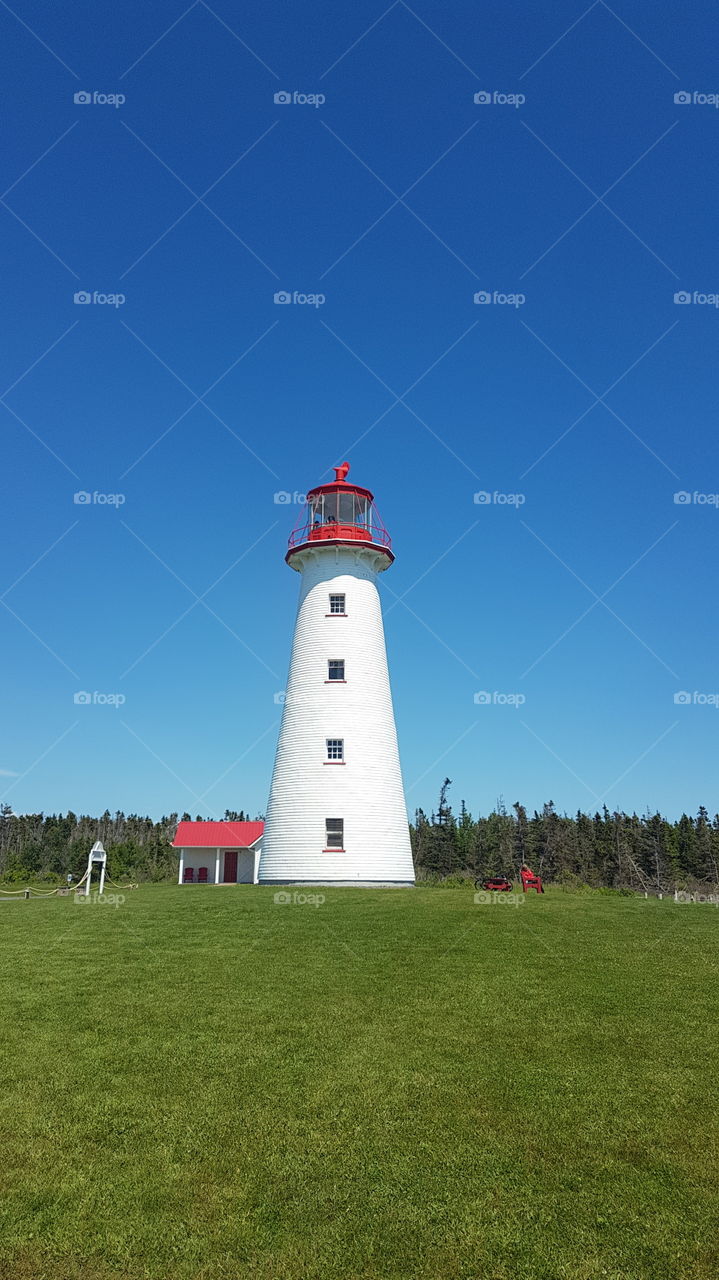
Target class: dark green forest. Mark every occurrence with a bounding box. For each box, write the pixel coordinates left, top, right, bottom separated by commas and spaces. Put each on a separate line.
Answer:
1, 783, 718, 891
412, 780, 719, 891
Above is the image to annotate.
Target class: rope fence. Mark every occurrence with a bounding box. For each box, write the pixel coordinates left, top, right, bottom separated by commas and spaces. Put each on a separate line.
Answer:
0, 867, 138, 899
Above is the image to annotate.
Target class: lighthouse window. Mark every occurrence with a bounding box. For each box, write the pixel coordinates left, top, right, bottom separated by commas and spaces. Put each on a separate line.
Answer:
327, 659, 345, 681
326, 738, 344, 760
329, 594, 345, 614
325, 818, 344, 848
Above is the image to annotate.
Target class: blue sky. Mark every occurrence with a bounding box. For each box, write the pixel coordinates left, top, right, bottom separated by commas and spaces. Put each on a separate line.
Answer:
2, 0, 718, 822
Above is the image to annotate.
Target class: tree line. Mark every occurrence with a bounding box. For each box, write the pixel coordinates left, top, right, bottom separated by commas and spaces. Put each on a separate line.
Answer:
0, 808, 257, 883
2, 786, 718, 891
411, 781, 719, 891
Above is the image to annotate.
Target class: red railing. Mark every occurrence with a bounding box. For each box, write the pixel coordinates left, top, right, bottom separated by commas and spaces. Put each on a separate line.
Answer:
288, 519, 392, 552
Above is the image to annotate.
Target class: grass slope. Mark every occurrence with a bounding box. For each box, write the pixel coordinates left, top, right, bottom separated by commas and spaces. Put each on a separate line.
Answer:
0, 886, 717, 1279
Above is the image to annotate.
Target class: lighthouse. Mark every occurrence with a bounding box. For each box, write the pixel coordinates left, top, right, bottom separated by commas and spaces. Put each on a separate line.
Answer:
259, 464, 415, 886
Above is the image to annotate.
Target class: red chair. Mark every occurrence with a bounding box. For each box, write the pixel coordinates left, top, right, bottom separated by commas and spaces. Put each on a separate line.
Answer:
183, 867, 194, 883
198, 867, 209, 883
520, 867, 544, 894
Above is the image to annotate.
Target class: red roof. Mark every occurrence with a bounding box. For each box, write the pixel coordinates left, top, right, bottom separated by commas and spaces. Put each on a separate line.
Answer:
172, 821, 264, 849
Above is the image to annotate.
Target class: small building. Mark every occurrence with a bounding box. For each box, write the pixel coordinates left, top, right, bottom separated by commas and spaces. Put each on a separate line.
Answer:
172, 821, 264, 885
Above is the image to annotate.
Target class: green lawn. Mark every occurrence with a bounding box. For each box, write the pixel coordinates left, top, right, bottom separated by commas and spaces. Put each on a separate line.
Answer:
0, 885, 717, 1280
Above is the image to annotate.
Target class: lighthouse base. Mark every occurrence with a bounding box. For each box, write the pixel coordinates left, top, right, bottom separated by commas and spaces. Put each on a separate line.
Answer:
261, 880, 415, 888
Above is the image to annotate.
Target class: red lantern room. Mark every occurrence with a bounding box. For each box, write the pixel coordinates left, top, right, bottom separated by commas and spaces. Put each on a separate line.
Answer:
286, 463, 393, 565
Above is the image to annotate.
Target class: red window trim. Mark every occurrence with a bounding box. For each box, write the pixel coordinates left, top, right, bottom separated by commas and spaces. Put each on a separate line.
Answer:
325, 613, 348, 617
323, 761, 346, 765
324, 679, 347, 683
322, 847, 345, 852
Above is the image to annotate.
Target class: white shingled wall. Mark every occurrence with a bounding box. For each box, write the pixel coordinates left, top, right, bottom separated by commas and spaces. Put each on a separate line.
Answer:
259, 544, 415, 884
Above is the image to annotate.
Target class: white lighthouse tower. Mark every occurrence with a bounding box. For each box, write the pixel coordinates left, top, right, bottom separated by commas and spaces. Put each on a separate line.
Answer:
259, 464, 414, 886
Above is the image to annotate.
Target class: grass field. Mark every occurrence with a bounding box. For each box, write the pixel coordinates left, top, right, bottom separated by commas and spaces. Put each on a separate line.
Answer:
0, 885, 717, 1280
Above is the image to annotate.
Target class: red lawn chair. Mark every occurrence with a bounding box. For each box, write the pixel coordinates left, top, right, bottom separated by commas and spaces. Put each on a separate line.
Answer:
198, 867, 209, 884
520, 867, 544, 894
183, 867, 194, 883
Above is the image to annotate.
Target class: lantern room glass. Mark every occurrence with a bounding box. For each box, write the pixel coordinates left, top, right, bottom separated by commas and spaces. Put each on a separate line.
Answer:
310, 491, 371, 528
290, 482, 391, 557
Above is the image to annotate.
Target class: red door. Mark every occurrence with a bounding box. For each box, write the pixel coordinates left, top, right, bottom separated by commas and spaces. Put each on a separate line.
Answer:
224, 850, 238, 883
